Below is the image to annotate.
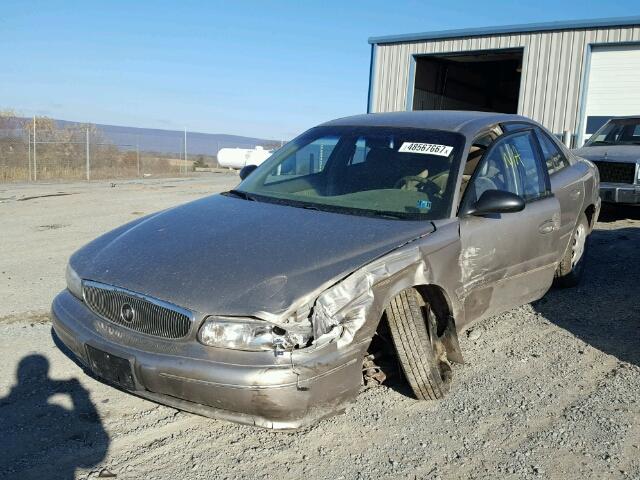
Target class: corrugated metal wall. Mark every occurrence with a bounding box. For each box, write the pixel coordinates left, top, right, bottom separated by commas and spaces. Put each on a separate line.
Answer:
371, 25, 640, 136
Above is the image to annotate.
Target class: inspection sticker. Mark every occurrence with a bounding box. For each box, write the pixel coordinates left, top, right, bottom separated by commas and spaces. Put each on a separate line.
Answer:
416, 199, 432, 210
399, 142, 453, 157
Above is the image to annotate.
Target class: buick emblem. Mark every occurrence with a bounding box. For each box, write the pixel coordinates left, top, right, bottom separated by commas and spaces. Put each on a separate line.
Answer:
120, 303, 135, 323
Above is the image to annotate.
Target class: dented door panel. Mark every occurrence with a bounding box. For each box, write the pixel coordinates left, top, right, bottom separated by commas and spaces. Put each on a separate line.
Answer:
458, 195, 560, 324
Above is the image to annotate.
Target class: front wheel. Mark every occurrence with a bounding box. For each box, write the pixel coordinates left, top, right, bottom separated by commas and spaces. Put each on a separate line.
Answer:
555, 213, 589, 287
385, 288, 452, 400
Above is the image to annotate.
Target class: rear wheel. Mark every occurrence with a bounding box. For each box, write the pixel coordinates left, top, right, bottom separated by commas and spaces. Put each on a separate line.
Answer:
385, 288, 451, 400
555, 213, 589, 287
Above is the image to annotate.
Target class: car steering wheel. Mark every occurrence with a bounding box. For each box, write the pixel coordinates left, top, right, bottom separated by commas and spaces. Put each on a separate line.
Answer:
394, 176, 442, 198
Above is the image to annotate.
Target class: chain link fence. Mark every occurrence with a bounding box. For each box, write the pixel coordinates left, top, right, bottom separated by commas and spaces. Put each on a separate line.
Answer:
0, 118, 222, 183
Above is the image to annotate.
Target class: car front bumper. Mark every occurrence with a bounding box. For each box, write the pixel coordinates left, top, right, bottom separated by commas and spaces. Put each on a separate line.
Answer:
600, 183, 640, 204
51, 290, 366, 430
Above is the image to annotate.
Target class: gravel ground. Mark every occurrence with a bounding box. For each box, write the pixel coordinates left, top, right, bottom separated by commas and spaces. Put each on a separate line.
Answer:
0, 177, 638, 480
0, 174, 237, 319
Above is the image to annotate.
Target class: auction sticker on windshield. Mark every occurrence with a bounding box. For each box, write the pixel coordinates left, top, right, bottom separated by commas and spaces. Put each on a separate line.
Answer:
399, 142, 453, 157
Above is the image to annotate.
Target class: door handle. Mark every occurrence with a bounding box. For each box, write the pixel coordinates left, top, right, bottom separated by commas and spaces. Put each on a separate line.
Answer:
538, 219, 555, 234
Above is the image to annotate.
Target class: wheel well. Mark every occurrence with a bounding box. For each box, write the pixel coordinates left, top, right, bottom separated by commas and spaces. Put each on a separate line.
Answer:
414, 285, 452, 337
415, 284, 464, 364
366, 285, 463, 387
584, 204, 596, 230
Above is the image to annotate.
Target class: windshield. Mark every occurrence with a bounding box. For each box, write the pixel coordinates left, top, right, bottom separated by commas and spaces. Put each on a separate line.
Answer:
585, 118, 640, 146
234, 126, 465, 220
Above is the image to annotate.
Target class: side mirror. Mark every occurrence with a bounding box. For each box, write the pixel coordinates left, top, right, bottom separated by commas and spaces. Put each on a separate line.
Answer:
464, 189, 525, 216
239, 164, 257, 180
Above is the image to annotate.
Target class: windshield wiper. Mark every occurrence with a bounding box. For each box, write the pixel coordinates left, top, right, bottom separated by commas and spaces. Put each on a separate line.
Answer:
368, 211, 406, 220
225, 189, 256, 201
297, 203, 405, 219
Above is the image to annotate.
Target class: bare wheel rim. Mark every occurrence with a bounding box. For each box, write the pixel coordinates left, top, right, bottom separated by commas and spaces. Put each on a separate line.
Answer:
427, 308, 452, 387
434, 340, 452, 385
571, 223, 587, 267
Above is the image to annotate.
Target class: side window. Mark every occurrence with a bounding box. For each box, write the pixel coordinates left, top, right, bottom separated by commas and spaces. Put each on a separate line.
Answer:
510, 133, 546, 200
349, 137, 371, 165
267, 136, 338, 182
458, 133, 493, 198
535, 128, 570, 175
467, 130, 547, 205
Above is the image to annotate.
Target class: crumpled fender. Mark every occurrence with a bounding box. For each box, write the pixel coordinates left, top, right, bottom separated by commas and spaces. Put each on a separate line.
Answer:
251, 219, 463, 353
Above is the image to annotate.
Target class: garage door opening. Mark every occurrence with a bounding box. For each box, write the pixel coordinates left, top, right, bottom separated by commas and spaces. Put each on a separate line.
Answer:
412, 49, 523, 113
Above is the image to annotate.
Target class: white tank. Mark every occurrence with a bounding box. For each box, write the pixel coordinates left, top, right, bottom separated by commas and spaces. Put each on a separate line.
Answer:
217, 146, 272, 169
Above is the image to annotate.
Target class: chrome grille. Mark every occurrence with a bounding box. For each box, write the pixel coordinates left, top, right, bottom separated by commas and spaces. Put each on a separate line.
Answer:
593, 161, 636, 184
83, 281, 192, 339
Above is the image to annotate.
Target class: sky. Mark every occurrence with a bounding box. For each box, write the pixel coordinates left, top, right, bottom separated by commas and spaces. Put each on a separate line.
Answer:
3, 1, 640, 140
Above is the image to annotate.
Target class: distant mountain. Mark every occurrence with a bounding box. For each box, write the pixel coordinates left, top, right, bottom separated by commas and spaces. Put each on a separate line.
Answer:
9, 117, 278, 155
55, 120, 279, 155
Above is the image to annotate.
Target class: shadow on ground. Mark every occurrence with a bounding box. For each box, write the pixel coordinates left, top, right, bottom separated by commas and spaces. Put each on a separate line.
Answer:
533, 212, 640, 367
0, 354, 109, 479
597, 203, 640, 223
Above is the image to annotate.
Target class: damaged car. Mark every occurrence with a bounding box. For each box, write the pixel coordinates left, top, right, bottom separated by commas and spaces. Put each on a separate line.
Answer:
52, 111, 600, 429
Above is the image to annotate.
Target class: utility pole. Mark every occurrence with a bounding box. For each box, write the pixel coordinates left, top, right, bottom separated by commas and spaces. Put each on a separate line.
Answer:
33, 116, 37, 181
86, 128, 90, 181
136, 142, 140, 177
28, 131, 31, 181
184, 128, 187, 174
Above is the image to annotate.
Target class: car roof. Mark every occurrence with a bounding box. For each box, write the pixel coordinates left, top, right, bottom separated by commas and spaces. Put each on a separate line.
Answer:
320, 111, 533, 136
608, 115, 640, 120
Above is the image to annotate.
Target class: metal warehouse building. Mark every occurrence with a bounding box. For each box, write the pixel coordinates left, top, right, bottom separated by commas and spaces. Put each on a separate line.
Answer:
367, 16, 640, 146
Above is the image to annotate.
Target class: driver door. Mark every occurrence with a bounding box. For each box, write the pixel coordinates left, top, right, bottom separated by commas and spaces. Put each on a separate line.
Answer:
458, 129, 561, 324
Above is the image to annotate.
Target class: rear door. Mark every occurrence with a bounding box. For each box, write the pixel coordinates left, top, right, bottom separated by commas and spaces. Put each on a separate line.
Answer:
459, 129, 561, 323
534, 128, 584, 255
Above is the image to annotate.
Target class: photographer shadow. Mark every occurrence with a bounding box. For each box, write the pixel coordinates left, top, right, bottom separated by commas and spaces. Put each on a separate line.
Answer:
0, 354, 110, 479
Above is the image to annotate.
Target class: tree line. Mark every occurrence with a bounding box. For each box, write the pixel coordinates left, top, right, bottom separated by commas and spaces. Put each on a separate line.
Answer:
0, 110, 185, 182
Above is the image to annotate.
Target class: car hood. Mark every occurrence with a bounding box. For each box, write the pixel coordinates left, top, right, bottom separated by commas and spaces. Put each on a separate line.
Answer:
70, 194, 435, 317
574, 145, 640, 163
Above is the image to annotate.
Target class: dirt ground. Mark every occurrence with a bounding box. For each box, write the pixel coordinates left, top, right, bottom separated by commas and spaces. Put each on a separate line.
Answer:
0, 176, 638, 480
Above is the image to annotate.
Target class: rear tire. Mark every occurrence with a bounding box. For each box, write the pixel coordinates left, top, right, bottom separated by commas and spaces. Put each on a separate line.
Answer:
385, 288, 452, 400
555, 213, 589, 288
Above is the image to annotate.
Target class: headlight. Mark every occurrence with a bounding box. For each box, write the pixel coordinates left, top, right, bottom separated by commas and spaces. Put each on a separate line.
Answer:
65, 263, 83, 299
198, 316, 294, 351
